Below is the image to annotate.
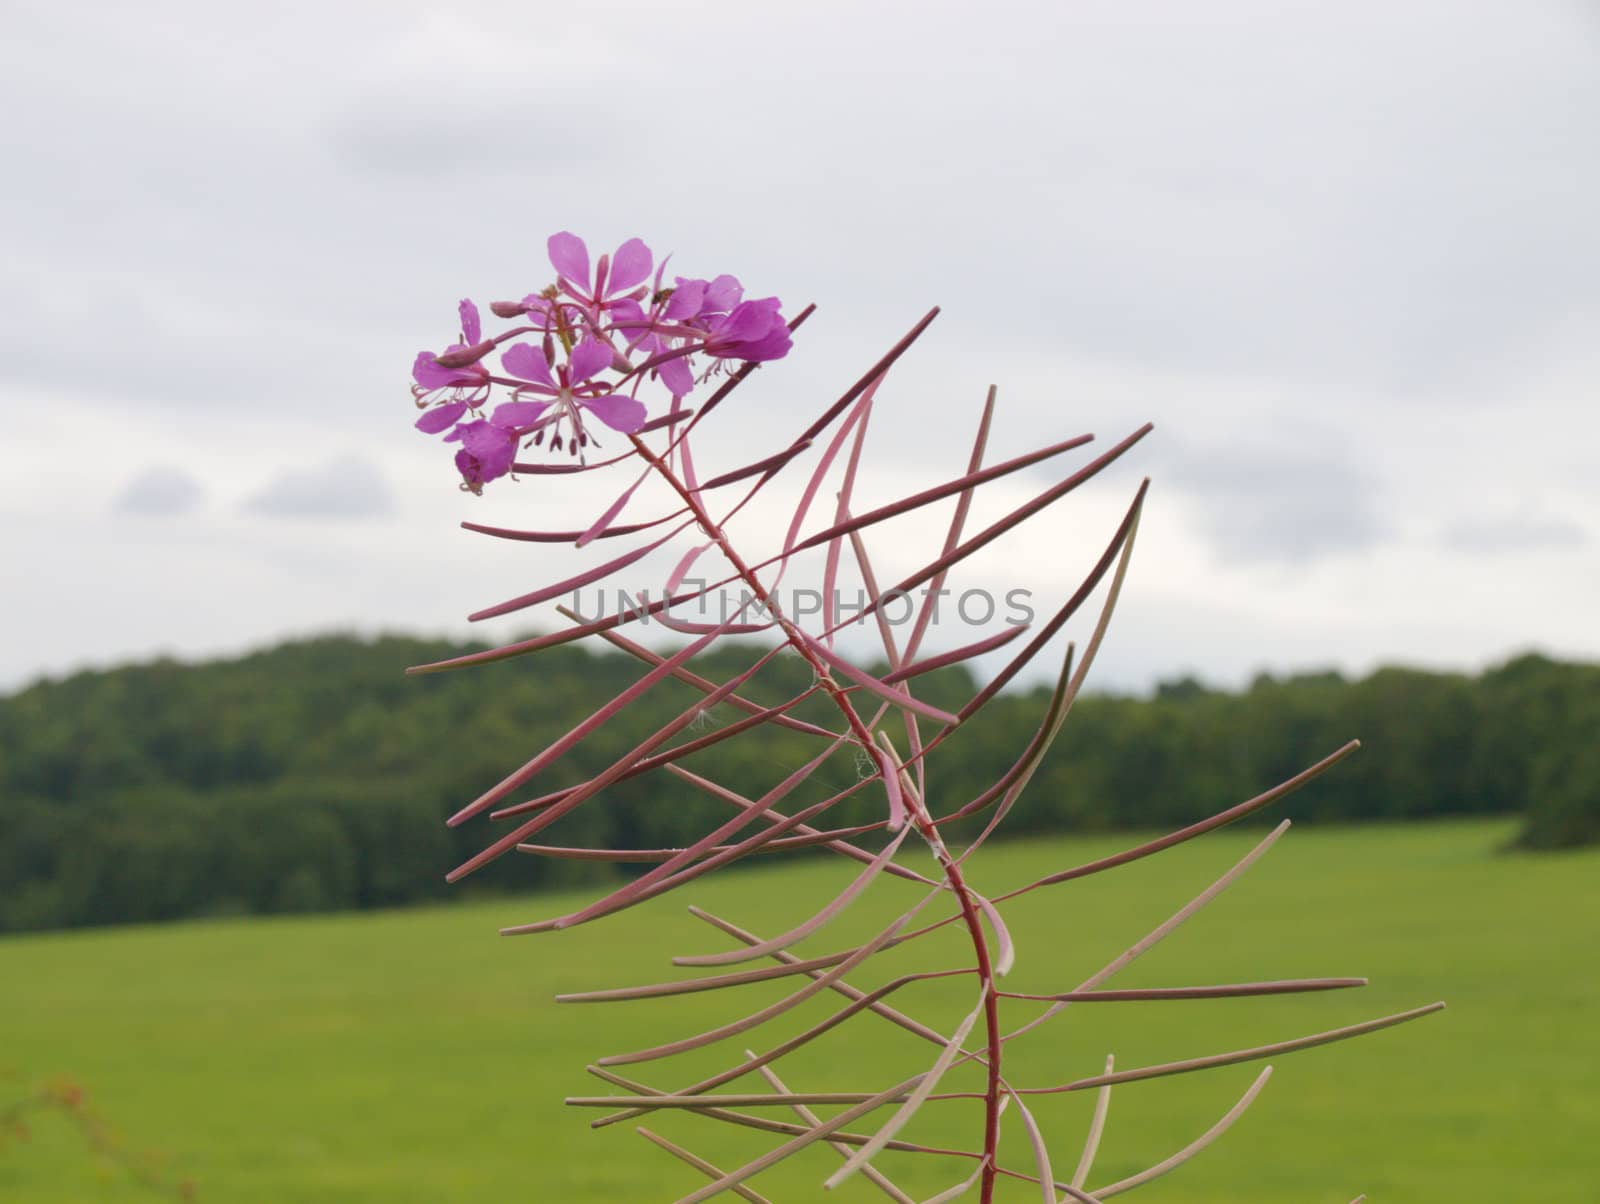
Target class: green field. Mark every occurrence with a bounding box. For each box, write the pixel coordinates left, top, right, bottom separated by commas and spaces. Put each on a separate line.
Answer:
3, 819, 1596, 1202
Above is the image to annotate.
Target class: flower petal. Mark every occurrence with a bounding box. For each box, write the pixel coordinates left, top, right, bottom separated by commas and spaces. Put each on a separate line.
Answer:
579, 392, 648, 433
715, 298, 776, 344
607, 298, 646, 345
413, 350, 467, 390
480, 440, 516, 479
607, 238, 652, 294
458, 299, 481, 345
702, 273, 743, 314
730, 324, 792, 362
502, 343, 554, 388
657, 354, 696, 397
490, 400, 549, 429
415, 400, 468, 434
455, 442, 514, 492
458, 419, 515, 460
664, 278, 706, 320
569, 337, 612, 384
520, 294, 557, 328
548, 232, 591, 288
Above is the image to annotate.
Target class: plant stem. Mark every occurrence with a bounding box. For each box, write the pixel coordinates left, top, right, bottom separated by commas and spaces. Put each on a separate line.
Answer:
630, 434, 1005, 1201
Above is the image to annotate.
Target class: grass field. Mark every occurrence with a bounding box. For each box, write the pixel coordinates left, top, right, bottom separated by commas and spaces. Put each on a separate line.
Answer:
3, 819, 1597, 1202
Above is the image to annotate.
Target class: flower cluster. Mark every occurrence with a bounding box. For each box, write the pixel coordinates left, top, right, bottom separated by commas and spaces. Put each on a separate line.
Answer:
411, 233, 793, 493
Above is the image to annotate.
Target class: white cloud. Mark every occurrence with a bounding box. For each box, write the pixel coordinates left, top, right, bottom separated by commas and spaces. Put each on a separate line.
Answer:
242, 457, 395, 520
1, 0, 1597, 690
114, 465, 206, 517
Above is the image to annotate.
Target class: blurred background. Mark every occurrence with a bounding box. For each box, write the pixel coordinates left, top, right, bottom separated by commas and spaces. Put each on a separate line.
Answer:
2, 1, 1596, 1201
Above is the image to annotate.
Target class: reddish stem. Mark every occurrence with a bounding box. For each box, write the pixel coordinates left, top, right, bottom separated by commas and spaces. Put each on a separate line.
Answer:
628, 432, 1006, 1201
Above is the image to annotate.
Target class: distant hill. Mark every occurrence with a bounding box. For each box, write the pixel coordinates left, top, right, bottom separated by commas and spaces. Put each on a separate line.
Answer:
2, 634, 1594, 932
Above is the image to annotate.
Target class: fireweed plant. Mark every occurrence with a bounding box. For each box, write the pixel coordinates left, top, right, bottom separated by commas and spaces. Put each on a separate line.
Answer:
407, 233, 1441, 1203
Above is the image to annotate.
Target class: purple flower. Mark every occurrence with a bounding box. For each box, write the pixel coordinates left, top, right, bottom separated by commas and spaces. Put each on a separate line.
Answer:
443, 399, 557, 493
549, 232, 654, 322
501, 339, 647, 443
702, 297, 792, 362
451, 420, 518, 493
622, 274, 761, 398
413, 299, 492, 423
404, 234, 794, 489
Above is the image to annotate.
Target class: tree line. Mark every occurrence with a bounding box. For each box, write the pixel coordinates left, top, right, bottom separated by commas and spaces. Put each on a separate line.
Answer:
1, 634, 1593, 933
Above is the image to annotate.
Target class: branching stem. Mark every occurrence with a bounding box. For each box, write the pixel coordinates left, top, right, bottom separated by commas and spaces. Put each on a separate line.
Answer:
629, 433, 1007, 1201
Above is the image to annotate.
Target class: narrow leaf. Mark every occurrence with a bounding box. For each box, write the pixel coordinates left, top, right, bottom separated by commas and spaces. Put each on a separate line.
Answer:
516, 820, 882, 862
571, 1091, 912, 1111
635, 1128, 774, 1204
1069, 1055, 1114, 1193
467, 520, 692, 622
445, 621, 745, 828
527, 737, 855, 932
667, 1073, 928, 1204
822, 403, 876, 645
494, 688, 822, 823
558, 947, 886, 1003
1092, 1067, 1271, 1199
596, 885, 946, 1067
578, 463, 651, 546
586, 968, 973, 1132
636, 407, 695, 433
672, 824, 912, 967
905, 385, 996, 664
847, 521, 903, 671
999, 822, 1293, 1046
753, 1058, 916, 1204
1007, 741, 1360, 896
688, 906, 953, 1048
511, 447, 638, 474
970, 891, 1015, 976
1064, 1004, 1445, 1092
824, 986, 988, 1189
794, 626, 959, 725
957, 480, 1147, 719
881, 624, 1030, 685
1001, 979, 1367, 1004
1006, 1088, 1055, 1204
558, 603, 836, 738
773, 387, 875, 588
459, 510, 685, 543
666, 766, 939, 889
875, 743, 907, 832
698, 440, 814, 490
794, 309, 938, 446
791, 429, 1095, 557
874, 425, 1151, 619
446, 639, 782, 882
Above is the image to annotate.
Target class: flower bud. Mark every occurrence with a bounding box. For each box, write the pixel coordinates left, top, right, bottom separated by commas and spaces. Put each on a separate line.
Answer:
433, 340, 496, 369
490, 300, 527, 319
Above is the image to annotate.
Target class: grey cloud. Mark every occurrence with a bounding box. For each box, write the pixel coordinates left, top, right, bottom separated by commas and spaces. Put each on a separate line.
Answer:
328, 89, 605, 179
1164, 439, 1388, 566
114, 466, 206, 516
3, 0, 1599, 693
1439, 513, 1589, 555
3, 0, 1595, 416
242, 456, 395, 520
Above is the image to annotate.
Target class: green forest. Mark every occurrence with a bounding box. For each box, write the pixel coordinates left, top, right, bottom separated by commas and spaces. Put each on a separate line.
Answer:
2, 634, 1595, 934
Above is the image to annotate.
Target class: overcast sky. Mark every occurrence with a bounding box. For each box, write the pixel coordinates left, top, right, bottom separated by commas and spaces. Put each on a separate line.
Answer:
3, 0, 1596, 696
